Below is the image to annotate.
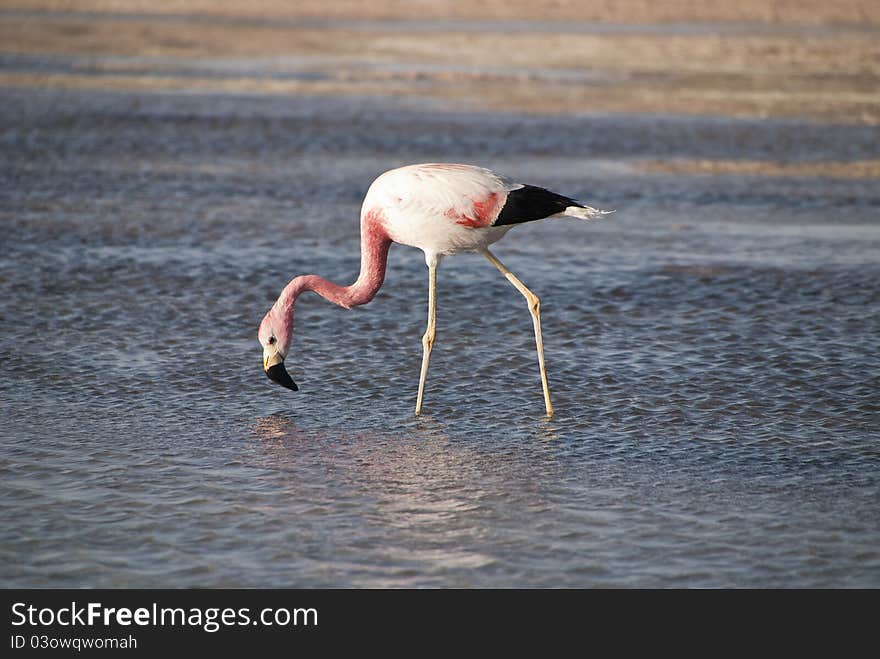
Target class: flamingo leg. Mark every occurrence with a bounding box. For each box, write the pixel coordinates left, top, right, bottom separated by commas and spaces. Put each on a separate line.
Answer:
415, 261, 438, 416
481, 248, 554, 417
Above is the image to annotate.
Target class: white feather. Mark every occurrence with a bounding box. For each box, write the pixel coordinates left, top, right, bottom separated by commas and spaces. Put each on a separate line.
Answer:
560, 206, 614, 220
361, 163, 611, 264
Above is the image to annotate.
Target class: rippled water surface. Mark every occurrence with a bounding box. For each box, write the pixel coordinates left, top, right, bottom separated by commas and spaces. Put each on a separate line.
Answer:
2, 88, 879, 587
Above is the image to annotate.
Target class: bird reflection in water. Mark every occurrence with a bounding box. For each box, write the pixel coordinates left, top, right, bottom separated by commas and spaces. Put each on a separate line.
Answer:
251, 413, 299, 441
244, 412, 569, 582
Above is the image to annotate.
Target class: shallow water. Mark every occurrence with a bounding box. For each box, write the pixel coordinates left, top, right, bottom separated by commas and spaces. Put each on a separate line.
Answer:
2, 88, 879, 587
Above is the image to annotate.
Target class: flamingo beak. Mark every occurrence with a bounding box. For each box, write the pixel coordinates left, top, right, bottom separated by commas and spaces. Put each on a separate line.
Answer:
263, 347, 298, 391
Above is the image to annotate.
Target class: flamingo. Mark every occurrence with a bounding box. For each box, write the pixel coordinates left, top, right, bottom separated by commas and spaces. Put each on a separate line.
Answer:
258, 163, 610, 417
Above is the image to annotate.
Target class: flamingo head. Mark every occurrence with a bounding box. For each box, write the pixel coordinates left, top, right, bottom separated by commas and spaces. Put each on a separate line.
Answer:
258, 304, 298, 391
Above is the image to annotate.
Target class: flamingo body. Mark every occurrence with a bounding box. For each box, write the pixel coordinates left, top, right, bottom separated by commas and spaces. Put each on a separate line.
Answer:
363, 164, 516, 263
258, 163, 610, 416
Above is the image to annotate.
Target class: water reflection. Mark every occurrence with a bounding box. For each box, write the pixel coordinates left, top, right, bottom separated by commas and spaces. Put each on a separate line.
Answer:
245, 412, 570, 585
250, 413, 299, 440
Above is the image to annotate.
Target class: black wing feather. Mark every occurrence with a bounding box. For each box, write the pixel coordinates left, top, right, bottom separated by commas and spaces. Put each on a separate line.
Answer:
494, 185, 584, 226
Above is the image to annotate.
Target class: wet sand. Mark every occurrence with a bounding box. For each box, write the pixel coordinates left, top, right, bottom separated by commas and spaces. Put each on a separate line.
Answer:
9, 0, 880, 23
2, 1, 880, 124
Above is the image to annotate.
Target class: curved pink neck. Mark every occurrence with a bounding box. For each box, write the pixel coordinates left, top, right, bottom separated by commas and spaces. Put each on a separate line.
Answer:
277, 210, 391, 313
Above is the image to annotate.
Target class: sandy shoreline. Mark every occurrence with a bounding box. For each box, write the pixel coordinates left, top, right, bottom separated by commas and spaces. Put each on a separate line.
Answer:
2, 1, 879, 125
8, 1, 880, 25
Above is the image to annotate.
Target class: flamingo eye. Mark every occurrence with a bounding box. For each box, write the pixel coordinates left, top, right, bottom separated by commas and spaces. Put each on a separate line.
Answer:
268, 336, 276, 345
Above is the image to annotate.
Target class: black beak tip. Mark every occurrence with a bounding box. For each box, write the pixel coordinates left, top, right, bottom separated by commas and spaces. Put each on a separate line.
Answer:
266, 363, 298, 391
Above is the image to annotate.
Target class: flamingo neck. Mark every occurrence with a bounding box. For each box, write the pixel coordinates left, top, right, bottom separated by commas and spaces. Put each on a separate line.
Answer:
277, 211, 391, 313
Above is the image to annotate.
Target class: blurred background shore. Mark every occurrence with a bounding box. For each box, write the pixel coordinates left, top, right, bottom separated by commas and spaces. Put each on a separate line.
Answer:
3, 0, 879, 126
